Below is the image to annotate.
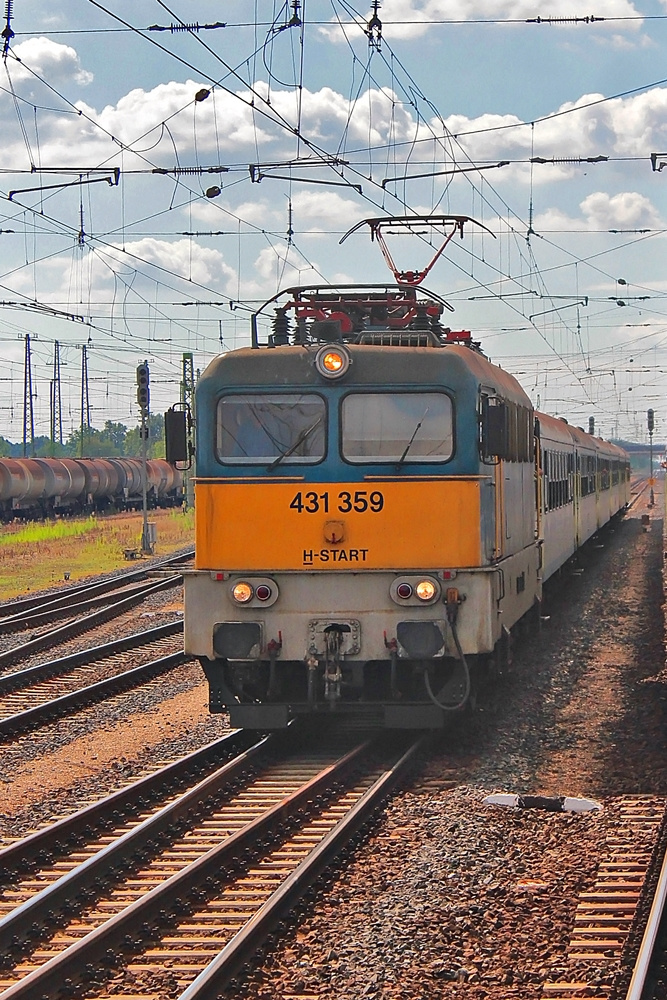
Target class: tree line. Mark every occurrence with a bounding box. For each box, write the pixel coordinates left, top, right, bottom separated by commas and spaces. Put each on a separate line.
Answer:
0, 414, 166, 460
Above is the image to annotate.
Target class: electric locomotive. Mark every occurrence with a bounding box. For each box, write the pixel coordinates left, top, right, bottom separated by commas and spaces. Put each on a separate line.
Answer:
184, 281, 629, 728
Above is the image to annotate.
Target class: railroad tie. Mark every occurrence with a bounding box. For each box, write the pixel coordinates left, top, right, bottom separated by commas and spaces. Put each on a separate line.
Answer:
540, 796, 666, 999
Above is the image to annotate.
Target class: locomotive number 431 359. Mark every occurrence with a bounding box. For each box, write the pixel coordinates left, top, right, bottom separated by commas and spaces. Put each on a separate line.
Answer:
289, 490, 384, 514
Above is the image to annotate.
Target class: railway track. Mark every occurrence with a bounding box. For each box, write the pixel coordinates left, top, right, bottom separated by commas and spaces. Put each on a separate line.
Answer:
0, 546, 193, 627
0, 620, 186, 736
541, 797, 667, 1000
622, 814, 667, 1000
0, 725, 422, 1000
628, 476, 650, 510
0, 574, 188, 672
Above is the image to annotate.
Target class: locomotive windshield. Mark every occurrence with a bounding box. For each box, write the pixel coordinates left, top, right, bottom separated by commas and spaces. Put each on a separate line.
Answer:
341, 392, 453, 463
217, 393, 326, 465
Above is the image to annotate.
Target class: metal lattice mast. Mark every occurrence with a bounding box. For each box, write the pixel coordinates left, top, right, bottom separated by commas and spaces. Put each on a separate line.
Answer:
80, 344, 91, 457
22, 333, 34, 457
181, 352, 196, 508
136, 360, 152, 553
180, 351, 195, 411
50, 341, 63, 455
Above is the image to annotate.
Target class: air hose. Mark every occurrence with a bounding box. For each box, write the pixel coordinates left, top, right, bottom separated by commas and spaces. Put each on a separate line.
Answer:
424, 596, 471, 712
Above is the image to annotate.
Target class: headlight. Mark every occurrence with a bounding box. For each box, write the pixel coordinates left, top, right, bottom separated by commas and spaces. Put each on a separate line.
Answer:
315, 344, 351, 379
232, 582, 254, 604
390, 576, 440, 605
415, 580, 437, 602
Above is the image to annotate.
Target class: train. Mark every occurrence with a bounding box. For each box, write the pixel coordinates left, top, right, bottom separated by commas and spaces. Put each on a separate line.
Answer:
0, 456, 183, 521
183, 281, 631, 729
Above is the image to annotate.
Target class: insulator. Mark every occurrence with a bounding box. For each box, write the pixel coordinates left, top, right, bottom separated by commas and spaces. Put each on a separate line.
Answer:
527, 15, 604, 23
271, 309, 290, 346
411, 308, 430, 331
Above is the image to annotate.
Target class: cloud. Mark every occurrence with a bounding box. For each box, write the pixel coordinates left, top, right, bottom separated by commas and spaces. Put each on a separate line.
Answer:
12, 37, 93, 86
87, 82, 271, 158
260, 83, 418, 145
290, 190, 363, 229
432, 86, 667, 164
3, 54, 663, 187
0, 76, 416, 172
189, 198, 270, 228
117, 237, 236, 288
596, 32, 655, 50
0, 77, 275, 172
534, 191, 662, 231
7, 238, 238, 308
580, 191, 662, 229
188, 190, 362, 234
242, 245, 324, 298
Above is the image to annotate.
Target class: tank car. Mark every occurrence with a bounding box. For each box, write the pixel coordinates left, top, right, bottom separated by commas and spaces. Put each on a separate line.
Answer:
184, 283, 630, 728
0, 456, 184, 519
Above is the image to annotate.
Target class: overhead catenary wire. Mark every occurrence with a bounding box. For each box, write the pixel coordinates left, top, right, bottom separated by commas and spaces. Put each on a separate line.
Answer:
0, 0, 664, 438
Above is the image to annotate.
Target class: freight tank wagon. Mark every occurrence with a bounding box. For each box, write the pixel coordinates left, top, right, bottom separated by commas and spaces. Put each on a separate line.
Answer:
0, 457, 184, 520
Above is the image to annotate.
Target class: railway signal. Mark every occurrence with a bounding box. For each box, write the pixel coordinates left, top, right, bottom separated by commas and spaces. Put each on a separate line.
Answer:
136, 362, 150, 413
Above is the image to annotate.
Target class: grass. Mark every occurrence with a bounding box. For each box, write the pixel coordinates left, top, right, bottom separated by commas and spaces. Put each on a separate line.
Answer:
0, 508, 194, 600
0, 518, 94, 546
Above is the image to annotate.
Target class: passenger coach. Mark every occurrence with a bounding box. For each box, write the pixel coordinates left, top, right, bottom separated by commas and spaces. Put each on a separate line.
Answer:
184, 284, 630, 728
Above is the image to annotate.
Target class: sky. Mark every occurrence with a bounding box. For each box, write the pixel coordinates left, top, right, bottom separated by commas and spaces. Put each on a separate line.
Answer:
0, 0, 666, 445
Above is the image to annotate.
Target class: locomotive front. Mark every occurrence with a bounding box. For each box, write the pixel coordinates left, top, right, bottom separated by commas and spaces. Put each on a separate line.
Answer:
184, 285, 538, 727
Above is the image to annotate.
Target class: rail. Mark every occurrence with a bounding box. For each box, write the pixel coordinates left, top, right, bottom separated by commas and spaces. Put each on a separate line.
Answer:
0, 646, 187, 736
0, 729, 251, 868
0, 545, 193, 622
0, 575, 182, 671
180, 734, 426, 1000
0, 619, 182, 696
0, 729, 423, 999
624, 827, 667, 999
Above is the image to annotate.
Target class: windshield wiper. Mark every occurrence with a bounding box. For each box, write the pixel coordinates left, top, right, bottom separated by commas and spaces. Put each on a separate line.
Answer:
396, 408, 429, 469
266, 417, 322, 472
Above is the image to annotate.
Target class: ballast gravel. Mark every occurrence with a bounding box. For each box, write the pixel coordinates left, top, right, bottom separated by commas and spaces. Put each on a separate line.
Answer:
231, 488, 667, 998
1, 493, 666, 998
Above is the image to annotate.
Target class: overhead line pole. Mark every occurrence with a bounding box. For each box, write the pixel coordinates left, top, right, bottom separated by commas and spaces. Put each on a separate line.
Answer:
22, 334, 34, 458
137, 361, 152, 555
648, 409, 655, 507
80, 345, 91, 457
50, 341, 62, 456
181, 352, 195, 509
